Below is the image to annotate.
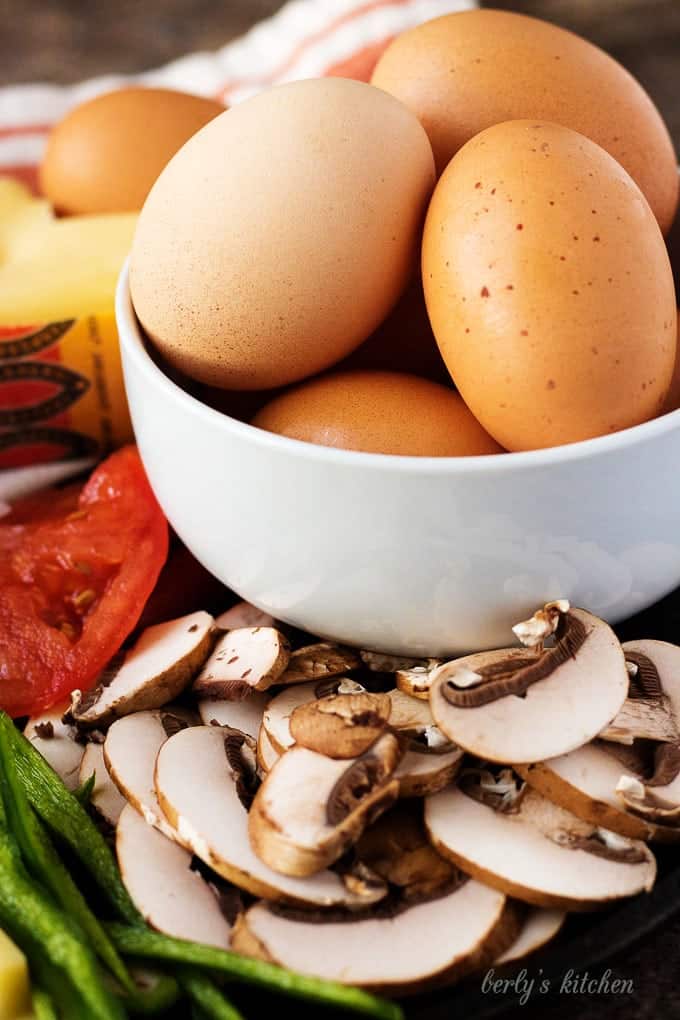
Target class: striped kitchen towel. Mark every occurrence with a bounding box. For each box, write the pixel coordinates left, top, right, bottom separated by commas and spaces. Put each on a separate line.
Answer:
0, 0, 475, 194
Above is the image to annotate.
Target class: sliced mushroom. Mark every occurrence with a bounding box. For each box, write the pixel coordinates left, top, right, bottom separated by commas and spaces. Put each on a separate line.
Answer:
395, 746, 464, 799
429, 604, 628, 763
215, 602, 275, 631
289, 693, 391, 759
70, 612, 214, 727
359, 651, 429, 673
599, 642, 679, 745
256, 725, 281, 774
193, 627, 290, 699
600, 641, 680, 833
231, 880, 518, 995
516, 743, 652, 841
104, 708, 195, 839
386, 688, 434, 734
154, 725, 380, 907
197, 691, 267, 741
355, 801, 459, 901
599, 696, 679, 745
623, 640, 680, 715
616, 746, 680, 831
263, 679, 365, 754
24, 703, 85, 790
425, 780, 656, 909
334, 858, 388, 906
278, 644, 361, 685
496, 908, 566, 965
116, 803, 232, 948
395, 661, 442, 701
248, 733, 403, 877
262, 683, 317, 754
79, 743, 126, 827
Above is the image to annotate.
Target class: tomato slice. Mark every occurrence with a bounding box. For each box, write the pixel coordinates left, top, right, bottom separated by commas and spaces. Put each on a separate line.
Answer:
0, 446, 169, 717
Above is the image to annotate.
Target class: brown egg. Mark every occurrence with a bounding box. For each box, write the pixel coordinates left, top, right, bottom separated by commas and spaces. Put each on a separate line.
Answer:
251, 370, 504, 456
337, 274, 450, 384
40, 87, 225, 214
422, 121, 677, 452
662, 319, 680, 414
371, 9, 678, 234
130, 78, 435, 391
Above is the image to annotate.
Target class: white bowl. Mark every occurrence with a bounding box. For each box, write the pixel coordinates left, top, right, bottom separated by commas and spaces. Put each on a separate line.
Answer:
117, 264, 680, 655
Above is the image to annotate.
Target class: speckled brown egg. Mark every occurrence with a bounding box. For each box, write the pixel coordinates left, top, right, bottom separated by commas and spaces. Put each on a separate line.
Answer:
251, 370, 504, 456
130, 78, 435, 391
371, 9, 678, 234
40, 87, 225, 214
662, 318, 680, 414
422, 121, 677, 452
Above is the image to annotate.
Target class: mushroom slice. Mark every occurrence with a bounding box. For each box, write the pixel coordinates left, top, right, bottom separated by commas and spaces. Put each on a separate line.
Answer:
396, 661, 442, 701
430, 604, 628, 763
598, 641, 680, 831
215, 602, 275, 631
231, 881, 517, 994
24, 703, 85, 790
395, 746, 464, 799
154, 725, 380, 907
278, 643, 361, 685
289, 692, 391, 759
599, 698, 679, 745
425, 781, 655, 910
198, 691, 267, 742
355, 801, 458, 900
104, 708, 195, 839
248, 733, 403, 877
359, 651, 429, 673
386, 688, 434, 734
193, 627, 290, 699
79, 743, 126, 827
516, 743, 651, 841
385, 688, 462, 793
599, 642, 680, 745
70, 611, 214, 727
262, 683, 317, 754
616, 745, 680, 829
623, 640, 680, 714
256, 726, 280, 774
263, 679, 365, 754
116, 804, 232, 948
334, 858, 388, 906
496, 908, 566, 965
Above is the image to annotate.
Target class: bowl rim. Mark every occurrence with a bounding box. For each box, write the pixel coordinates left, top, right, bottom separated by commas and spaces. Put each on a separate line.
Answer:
117, 261, 680, 477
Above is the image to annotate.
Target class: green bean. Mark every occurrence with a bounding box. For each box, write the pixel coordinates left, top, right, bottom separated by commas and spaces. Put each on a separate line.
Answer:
0, 720, 133, 991
0, 800, 125, 1018
31, 986, 59, 1020
116, 969, 180, 1015
74, 771, 96, 807
29, 952, 92, 1020
179, 970, 245, 1020
106, 924, 403, 1020
1, 714, 140, 924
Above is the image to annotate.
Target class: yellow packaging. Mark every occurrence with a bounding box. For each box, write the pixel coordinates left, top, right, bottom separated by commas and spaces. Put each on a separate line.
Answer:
0, 179, 136, 468
0, 928, 31, 1019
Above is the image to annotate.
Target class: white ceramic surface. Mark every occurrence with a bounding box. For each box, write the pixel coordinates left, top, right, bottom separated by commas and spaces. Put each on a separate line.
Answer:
117, 264, 680, 655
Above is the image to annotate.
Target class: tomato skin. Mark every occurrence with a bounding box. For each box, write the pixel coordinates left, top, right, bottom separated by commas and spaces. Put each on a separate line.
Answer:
0, 446, 169, 717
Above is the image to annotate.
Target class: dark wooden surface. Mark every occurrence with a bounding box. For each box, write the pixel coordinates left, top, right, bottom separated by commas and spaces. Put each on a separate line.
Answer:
2, 2, 680, 1018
